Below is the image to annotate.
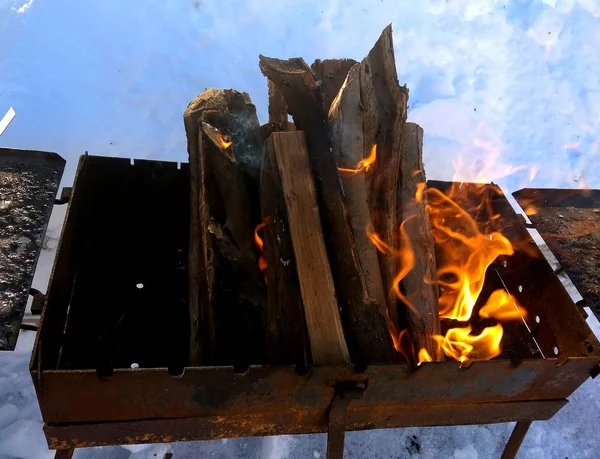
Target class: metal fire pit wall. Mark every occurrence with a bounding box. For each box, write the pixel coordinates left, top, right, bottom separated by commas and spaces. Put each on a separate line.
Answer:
31, 155, 600, 450
513, 188, 600, 320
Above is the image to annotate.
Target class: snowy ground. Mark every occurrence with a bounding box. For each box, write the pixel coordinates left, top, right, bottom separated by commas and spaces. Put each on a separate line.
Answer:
2, 0, 600, 457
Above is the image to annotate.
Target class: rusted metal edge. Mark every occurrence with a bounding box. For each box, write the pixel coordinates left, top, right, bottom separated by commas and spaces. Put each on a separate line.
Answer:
44, 399, 566, 450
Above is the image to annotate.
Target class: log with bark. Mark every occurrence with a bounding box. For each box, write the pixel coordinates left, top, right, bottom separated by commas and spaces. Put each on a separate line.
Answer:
184, 89, 267, 367
327, 26, 441, 363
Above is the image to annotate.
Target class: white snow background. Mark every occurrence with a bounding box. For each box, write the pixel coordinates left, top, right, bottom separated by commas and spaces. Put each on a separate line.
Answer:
2, 0, 600, 457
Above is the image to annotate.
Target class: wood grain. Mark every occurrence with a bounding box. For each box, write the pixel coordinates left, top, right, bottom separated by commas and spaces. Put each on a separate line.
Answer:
269, 131, 350, 364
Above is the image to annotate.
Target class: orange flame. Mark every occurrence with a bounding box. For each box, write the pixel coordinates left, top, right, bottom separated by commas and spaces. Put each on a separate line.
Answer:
366, 218, 420, 317
338, 144, 377, 174
427, 186, 515, 322
479, 290, 527, 321
219, 136, 233, 150
426, 183, 528, 364
417, 348, 432, 366
364, 133, 536, 365
434, 324, 503, 364
524, 205, 538, 216
563, 142, 580, 150
254, 219, 268, 283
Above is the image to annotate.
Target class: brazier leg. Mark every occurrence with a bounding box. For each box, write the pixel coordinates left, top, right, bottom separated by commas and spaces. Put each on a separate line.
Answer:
54, 449, 75, 459
501, 421, 532, 459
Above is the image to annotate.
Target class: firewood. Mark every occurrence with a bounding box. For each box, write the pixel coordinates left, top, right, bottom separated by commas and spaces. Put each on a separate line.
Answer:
267, 79, 288, 130
259, 56, 395, 363
268, 131, 349, 365
359, 25, 409, 328
184, 89, 266, 366
329, 64, 390, 337
400, 123, 442, 361
311, 58, 358, 114
260, 125, 310, 366
184, 89, 226, 365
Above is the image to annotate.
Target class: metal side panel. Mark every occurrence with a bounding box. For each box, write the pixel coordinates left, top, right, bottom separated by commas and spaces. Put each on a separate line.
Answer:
0, 147, 65, 350
513, 188, 600, 319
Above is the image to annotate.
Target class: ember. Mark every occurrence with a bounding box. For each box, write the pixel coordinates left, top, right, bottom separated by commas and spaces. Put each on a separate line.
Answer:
254, 219, 268, 283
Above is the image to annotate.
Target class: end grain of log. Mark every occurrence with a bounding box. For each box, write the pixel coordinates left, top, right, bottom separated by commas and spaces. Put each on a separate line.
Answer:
311, 58, 358, 115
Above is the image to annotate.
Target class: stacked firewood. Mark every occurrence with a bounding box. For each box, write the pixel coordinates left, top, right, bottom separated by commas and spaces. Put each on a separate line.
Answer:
184, 25, 441, 368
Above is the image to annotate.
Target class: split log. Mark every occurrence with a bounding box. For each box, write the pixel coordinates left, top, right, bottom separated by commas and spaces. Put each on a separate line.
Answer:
400, 123, 442, 361
267, 80, 288, 130
259, 55, 395, 363
184, 89, 266, 366
329, 64, 390, 336
184, 89, 225, 365
260, 123, 309, 366
269, 131, 349, 364
360, 25, 409, 328
311, 58, 358, 115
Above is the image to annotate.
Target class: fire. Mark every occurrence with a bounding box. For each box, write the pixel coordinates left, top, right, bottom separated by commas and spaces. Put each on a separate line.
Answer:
338, 144, 377, 174
254, 219, 268, 283
427, 186, 515, 322
433, 324, 503, 364
366, 218, 420, 316
524, 205, 538, 216
418, 348, 432, 365
355, 133, 534, 366
425, 183, 527, 365
219, 137, 233, 149
201, 121, 233, 151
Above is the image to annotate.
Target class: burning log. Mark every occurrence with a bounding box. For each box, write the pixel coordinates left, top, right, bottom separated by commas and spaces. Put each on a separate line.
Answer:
268, 131, 349, 364
259, 55, 396, 363
260, 123, 310, 366
359, 25, 409, 329
399, 123, 443, 362
328, 64, 391, 351
184, 89, 266, 366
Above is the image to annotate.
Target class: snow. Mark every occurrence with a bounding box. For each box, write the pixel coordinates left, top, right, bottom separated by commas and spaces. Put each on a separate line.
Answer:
2, 0, 600, 457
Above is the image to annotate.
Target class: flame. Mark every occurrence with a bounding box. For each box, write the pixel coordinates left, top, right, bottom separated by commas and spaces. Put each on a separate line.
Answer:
524, 205, 538, 216
338, 144, 377, 174
563, 142, 580, 150
219, 136, 233, 150
434, 324, 503, 364
417, 348, 432, 366
201, 121, 233, 151
254, 219, 268, 283
363, 132, 536, 365
479, 290, 527, 321
427, 186, 515, 321
415, 182, 426, 203
366, 218, 420, 316
426, 183, 528, 364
